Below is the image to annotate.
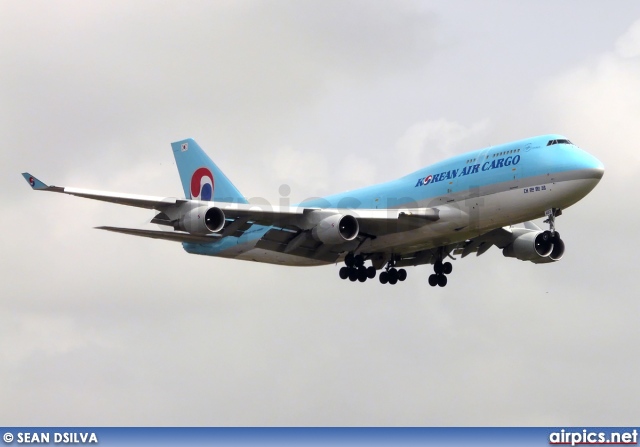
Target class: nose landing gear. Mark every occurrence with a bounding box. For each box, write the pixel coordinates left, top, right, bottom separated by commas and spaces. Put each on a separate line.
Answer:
542, 208, 565, 260
543, 208, 563, 241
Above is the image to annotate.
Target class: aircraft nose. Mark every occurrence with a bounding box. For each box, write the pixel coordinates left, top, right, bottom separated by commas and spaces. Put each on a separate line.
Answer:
585, 154, 605, 180
592, 164, 605, 180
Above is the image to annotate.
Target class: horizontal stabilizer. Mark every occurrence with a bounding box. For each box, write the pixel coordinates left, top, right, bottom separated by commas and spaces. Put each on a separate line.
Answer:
96, 226, 221, 244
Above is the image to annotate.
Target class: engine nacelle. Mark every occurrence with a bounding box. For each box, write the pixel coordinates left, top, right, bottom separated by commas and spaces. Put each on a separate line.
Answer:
530, 235, 565, 263
503, 230, 555, 262
177, 205, 225, 234
311, 214, 359, 245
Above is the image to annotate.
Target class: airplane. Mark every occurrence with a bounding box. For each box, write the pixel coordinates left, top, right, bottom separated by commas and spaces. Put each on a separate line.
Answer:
22, 134, 604, 287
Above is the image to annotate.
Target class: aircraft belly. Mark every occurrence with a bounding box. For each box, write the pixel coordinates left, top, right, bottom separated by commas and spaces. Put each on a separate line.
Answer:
235, 249, 328, 266
183, 229, 329, 266
359, 176, 598, 255
232, 233, 328, 265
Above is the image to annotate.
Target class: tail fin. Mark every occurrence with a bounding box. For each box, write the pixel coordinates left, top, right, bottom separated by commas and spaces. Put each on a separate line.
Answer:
171, 138, 248, 204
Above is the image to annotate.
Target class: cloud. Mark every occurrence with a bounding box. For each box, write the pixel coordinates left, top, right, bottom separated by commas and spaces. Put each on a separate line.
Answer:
537, 24, 640, 178
394, 118, 490, 176
615, 19, 640, 58
3, 1, 640, 428
0, 1, 439, 166
264, 145, 330, 201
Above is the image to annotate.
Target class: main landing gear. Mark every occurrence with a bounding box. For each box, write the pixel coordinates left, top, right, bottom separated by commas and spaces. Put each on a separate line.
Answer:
378, 257, 407, 286
428, 255, 453, 288
339, 253, 376, 283
337, 253, 408, 285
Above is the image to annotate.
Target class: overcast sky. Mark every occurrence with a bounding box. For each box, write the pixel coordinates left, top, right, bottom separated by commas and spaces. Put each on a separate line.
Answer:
2, 0, 640, 426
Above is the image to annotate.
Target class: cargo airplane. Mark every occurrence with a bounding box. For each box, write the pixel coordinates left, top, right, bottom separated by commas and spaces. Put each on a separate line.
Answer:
22, 135, 604, 287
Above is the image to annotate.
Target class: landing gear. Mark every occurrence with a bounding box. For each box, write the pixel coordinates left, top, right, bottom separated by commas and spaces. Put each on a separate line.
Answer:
543, 208, 565, 260
378, 257, 407, 285
357, 266, 368, 282
429, 254, 453, 288
339, 253, 407, 285
428, 273, 448, 287
339, 253, 377, 283
344, 253, 365, 268
543, 208, 562, 238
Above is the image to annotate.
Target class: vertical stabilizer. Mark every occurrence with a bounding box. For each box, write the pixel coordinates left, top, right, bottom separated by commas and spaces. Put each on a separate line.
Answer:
171, 138, 248, 204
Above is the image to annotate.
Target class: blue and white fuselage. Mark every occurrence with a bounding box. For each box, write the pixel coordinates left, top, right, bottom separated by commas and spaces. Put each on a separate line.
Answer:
23, 134, 604, 286
182, 135, 603, 268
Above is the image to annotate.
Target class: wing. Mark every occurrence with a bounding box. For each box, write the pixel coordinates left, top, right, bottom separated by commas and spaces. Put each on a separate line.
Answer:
96, 226, 222, 243
22, 173, 449, 261
22, 172, 442, 230
22, 173, 187, 209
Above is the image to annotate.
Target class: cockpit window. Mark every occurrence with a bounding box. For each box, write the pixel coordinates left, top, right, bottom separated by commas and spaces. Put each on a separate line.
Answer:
547, 139, 573, 146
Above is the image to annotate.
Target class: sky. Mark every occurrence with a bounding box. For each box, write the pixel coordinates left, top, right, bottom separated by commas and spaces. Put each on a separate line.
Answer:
1, 0, 640, 426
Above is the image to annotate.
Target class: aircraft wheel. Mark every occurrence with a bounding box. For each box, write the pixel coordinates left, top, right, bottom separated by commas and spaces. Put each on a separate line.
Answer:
339, 267, 349, 280
398, 269, 407, 281
367, 266, 376, 279
349, 268, 358, 282
379, 271, 389, 284
437, 274, 448, 287
434, 261, 443, 274
389, 276, 398, 285
358, 266, 368, 282
354, 255, 365, 268
428, 274, 438, 287
345, 253, 355, 268
443, 262, 453, 275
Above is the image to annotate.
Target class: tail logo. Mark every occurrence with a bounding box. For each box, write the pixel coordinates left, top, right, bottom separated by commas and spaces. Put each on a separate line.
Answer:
190, 167, 214, 201
29, 176, 35, 187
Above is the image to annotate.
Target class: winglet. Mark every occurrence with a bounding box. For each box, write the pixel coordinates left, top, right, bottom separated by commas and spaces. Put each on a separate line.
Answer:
21, 172, 49, 190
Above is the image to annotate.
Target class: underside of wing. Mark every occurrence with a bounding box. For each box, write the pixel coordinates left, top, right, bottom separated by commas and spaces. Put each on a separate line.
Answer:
452, 227, 515, 258
254, 227, 358, 263
96, 226, 222, 243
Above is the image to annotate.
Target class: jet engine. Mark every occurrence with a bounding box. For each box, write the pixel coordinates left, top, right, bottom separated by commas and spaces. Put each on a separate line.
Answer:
502, 229, 564, 263
311, 214, 359, 245
530, 235, 565, 264
176, 205, 225, 234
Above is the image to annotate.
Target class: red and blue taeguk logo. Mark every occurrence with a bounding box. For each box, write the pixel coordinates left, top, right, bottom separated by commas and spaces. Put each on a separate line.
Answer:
190, 167, 214, 200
